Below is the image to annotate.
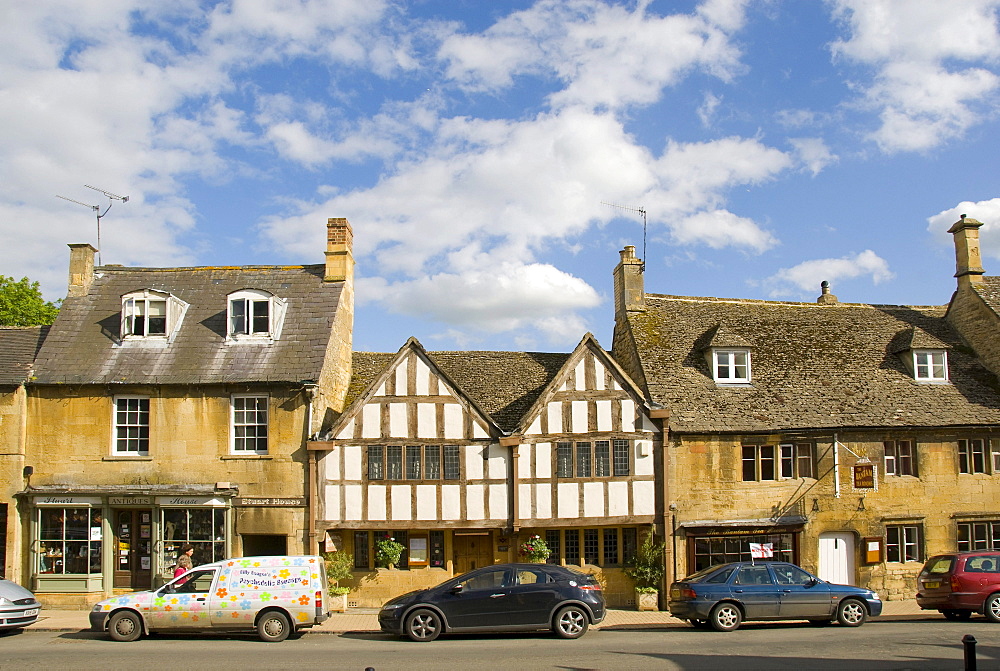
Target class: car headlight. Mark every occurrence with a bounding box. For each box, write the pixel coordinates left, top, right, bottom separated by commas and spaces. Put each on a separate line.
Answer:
381, 603, 404, 611
870, 592, 880, 601
92, 604, 104, 612
0, 597, 10, 606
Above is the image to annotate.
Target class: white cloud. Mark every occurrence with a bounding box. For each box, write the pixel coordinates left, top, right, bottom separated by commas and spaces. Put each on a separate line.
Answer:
763, 250, 894, 297
698, 91, 722, 127
927, 198, 1000, 259
789, 138, 837, 176
829, 0, 1000, 152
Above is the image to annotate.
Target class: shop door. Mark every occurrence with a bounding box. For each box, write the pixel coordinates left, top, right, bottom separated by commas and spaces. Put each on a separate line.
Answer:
453, 533, 492, 574
113, 509, 153, 589
818, 532, 855, 586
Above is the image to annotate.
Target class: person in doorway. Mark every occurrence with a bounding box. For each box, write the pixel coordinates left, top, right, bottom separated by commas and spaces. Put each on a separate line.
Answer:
173, 544, 194, 578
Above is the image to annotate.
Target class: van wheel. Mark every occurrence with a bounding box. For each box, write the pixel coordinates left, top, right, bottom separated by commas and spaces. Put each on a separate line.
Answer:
108, 611, 142, 642
942, 609, 973, 621
837, 599, 868, 627
404, 609, 442, 642
257, 611, 291, 642
708, 603, 742, 632
985, 594, 1000, 623
553, 605, 589, 639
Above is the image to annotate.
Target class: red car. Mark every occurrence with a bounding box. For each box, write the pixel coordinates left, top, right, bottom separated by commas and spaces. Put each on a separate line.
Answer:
916, 551, 1000, 621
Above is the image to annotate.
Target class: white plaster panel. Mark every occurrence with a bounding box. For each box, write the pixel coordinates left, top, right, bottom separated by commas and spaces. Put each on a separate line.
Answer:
547, 403, 562, 434
583, 482, 604, 517
596, 400, 612, 431
344, 446, 362, 480
367, 485, 386, 520
572, 401, 588, 433
466, 484, 485, 520
395, 361, 407, 395
335, 417, 354, 440
465, 445, 484, 480
361, 404, 380, 439
609, 376, 619, 391
535, 483, 551, 519
526, 416, 542, 435
574, 359, 586, 390
321, 450, 338, 481
635, 441, 654, 476
415, 358, 430, 395
488, 444, 506, 479
473, 420, 488, 439
621, 399, 636, 432
444, 404, 464, 439
593, 357, 606, 390
389, 402, 407, 438
517, 445, 532, 478
608, 481, 629, 517
535, 443, 551, 479
391, 484, 411, 520
632, 480, 655, 516
323, 485, 341, 521
557, 482, 580, 518
373, 382, 385, 397
344, 484, 362, 521
417, 403, 436, 439
416, 485, 437, 520
441, 485, 461, 520
488, 484, 507, 519
518, 484, 532, 520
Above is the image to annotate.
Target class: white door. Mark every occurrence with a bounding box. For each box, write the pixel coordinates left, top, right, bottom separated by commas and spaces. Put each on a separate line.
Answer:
818, 532, 855, 585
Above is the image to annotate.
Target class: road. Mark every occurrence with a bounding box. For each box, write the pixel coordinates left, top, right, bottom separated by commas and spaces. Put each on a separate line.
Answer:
2, 619, 996, 670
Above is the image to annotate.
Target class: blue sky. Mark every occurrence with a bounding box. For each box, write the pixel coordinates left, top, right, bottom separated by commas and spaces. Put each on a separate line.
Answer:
4, 0, 1000, 353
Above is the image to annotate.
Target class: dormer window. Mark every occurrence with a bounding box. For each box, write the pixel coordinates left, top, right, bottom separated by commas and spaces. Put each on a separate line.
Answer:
227, 289, 286, 340
713, 349, 751, 384
913, 349, 948, 382
121, 290, 186, 339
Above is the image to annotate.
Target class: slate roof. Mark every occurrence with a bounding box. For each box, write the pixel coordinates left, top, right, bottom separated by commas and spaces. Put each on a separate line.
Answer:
973, 276, 1000, 314
0, 326, 48, 386
622, 293, 1000, 434
32, 265, 344, 385
345, 350, 571, 432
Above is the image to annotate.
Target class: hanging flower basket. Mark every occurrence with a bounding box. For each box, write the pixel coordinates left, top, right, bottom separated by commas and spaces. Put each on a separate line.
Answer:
518, 535, 551, 563
375, 536, 405, 568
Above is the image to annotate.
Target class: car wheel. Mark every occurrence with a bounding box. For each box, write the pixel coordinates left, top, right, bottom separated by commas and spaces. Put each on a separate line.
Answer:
985, 593, 1000, 623
405, 608, 442, 642
837, 599, 868, 627
942, 609, 973, 621
108, 611, 142, 642
708, 603, 742, 632
257, 611, 291, 642
553, 605, 589, 639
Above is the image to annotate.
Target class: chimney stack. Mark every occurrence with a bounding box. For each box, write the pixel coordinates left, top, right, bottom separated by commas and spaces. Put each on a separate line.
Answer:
325, 218, 354, 283
67, 243, 96, 298
948, 214, 985, 290
613, 245, 645, 320
817, 280, 838, 304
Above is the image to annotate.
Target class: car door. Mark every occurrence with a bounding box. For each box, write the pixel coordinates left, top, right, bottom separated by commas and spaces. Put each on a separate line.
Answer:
730, 565, 781, 618
436, 567, 513, 630
772, 563, 833, 619
508, 567, 561, 626
148, 568, 218, 629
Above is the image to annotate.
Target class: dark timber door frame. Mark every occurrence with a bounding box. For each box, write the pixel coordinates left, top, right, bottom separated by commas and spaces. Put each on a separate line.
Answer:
113, 508, 153, 589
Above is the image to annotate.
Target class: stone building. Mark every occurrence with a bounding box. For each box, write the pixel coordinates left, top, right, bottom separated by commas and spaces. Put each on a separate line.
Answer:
313, 333, 661, 607
16, 218, 354, 606
611, 216, 1000, 600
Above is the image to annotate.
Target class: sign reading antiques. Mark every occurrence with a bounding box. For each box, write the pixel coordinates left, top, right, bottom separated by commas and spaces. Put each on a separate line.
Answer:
234, 497, 306, 507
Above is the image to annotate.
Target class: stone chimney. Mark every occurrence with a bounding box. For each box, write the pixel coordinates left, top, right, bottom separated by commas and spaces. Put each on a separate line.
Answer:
948, 214, 985, 290
816, 280, 838, 304
325, 218, 354, 283
67, 243, 96, 298
613, 245, 645, 319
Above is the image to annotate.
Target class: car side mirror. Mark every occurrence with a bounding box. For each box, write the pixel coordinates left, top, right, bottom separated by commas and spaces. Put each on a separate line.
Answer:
450, 584, 464, 594
807, 577, 819, 587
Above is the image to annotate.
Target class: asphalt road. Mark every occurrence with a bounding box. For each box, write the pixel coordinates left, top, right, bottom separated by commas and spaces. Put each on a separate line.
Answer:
1, 619, 997, 670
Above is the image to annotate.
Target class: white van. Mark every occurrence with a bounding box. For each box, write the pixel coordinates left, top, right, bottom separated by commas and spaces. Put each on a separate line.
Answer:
89, 555, 329, 642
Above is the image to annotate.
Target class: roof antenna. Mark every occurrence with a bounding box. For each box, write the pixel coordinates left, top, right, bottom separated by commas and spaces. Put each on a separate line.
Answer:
56, 185, 129, 266
601, 201, 647, 272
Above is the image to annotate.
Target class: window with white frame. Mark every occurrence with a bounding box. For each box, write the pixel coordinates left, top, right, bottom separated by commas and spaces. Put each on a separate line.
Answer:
743, 443, 815, 481
779, 443, 815, 479
957, 439, 999, 475
227, 289, 286, 339
886, 524, 922, 562
742, 445, 775, 481
713, 349, 751, 384
884, 440, 917, 477
121, 290, 186, 339
913, 349, 948, 381
114, 396, 149, 455
231, 395, 268, 453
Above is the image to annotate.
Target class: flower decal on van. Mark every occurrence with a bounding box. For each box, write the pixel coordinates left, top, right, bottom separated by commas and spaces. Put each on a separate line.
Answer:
216, 588, 228, 599
298, 594, 310, 606
260, 592, 272, 602
279, 569, 290, 579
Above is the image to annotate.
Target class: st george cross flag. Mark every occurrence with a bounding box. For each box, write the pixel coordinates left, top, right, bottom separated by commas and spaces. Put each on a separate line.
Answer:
749, 543, 773, 559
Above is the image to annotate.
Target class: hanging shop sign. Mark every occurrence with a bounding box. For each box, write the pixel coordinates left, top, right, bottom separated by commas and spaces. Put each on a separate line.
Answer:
853, 463, 876, 490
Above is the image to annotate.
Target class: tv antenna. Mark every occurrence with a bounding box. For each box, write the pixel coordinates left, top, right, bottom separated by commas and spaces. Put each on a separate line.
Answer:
601, 201, 647, 272
56, 185, 129, 265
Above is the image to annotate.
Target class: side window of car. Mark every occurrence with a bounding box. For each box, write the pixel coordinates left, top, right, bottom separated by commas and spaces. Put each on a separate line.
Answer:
516, 569, 549, 585
735, 566, 774, 585
773, 565, 813, 585
173, 569, 216, 594
460, 569, 510, 591
705, 567, 736, 583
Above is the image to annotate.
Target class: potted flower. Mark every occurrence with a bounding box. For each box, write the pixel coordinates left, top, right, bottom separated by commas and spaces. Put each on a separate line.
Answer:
519, 534, 551, 563
625, 528, 665, 611
323, 551, 354, 612
375, 535, 405, 569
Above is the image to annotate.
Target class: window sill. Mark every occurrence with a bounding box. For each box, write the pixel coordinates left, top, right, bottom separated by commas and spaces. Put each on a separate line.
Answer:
104, 455, 152, 461
221, 454, 272, 460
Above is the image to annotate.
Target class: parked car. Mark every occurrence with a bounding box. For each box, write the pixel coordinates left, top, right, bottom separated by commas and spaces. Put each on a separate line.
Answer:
916, 551, 1000, 621
378, 563, 605, 642
90, 555, 329, 642
668, 561, 882, 631
0, 579, 41, 631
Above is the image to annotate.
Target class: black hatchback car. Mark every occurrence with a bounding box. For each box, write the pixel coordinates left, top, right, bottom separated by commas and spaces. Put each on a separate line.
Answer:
379, 563, 605, 641
668, 561, 882, 631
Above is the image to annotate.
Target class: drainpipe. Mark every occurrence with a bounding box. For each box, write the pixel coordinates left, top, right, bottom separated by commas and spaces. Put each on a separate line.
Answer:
833, 433, 841, 499
303, 383, 319, 555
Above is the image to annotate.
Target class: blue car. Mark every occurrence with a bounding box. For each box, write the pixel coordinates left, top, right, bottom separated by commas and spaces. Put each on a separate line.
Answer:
668, 561, 882, 631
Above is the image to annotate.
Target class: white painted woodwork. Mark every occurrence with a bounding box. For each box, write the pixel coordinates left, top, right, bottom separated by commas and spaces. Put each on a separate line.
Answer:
819, 532, 855, 585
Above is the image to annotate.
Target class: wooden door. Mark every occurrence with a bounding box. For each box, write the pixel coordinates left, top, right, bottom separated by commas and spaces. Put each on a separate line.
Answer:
453, 533, 493, 575
113, 509, 153, 589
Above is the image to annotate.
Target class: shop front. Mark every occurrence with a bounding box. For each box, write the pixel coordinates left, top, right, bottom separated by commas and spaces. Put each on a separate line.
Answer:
678, 518, 806, 576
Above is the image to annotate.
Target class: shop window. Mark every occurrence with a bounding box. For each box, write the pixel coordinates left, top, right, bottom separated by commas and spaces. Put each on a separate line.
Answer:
603, 528, 619, 565
429, 530, 445, 568
162, 508, 226, 569
37, 507, 103, 575
564, 530, 580, 563
540, 527, 639, 567
408, 533, 428, 567
354, 531, 370, 569
884, 440, 917, 477
114, 396, 149, 455
583, 529, 599, 564
957, 521, 1000, 552
690, 532, 795, 572
622, 527, 638, 565
557, 440, 632, 478
545, 530, 560, 565
886, 524, 922, 563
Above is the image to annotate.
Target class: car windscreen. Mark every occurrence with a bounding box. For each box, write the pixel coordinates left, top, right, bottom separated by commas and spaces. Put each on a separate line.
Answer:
922, 556, 954, 575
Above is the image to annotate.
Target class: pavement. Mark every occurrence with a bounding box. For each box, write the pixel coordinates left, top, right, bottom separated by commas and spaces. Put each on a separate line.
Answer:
25, 600, 930, 634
